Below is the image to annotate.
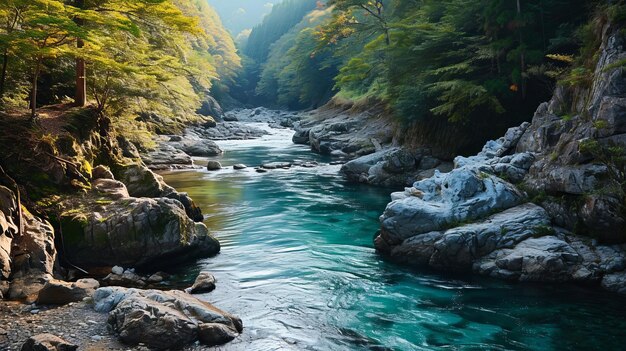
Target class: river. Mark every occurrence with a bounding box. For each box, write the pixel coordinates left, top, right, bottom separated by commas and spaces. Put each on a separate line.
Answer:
160, 118, 626, 351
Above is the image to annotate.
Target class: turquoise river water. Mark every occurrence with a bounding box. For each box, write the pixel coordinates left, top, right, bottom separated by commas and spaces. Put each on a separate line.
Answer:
161, 123, 626, 351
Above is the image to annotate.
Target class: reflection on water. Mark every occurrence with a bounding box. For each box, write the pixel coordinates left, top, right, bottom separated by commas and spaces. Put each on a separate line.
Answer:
161, 124, 626, 351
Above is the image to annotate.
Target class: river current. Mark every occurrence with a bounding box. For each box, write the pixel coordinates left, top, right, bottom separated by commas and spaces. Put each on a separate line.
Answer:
160, 120, 626, 351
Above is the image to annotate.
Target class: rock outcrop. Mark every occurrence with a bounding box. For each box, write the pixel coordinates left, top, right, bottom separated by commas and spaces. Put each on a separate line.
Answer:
197, 96, 226, 121
94, 287, 242, 349
0, 185, 18, 297
340, 147, 453, 187
377, 24, 626, 292
59, 178, 219, 269
8, 209, 57, 302
293, 100, 394, 157
58, 164, 220, 268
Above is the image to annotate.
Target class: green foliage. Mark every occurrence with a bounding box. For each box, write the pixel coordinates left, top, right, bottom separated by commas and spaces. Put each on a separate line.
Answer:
0, 0, 241, 147
238, 0, 594, 136
580, 138, 626, 201
256, 7, 338, 108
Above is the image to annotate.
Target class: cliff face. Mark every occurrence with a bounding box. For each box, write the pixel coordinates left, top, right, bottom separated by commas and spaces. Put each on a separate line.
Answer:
516, 24, 626, 243
375, 24, 626, 293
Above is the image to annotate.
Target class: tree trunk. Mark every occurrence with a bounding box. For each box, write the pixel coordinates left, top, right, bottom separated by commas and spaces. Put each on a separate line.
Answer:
75, 44, 86, 106
1, 9, 20, 101
30, 57, 42, 120
74, 0, 87, 106
0, 51, 8, 99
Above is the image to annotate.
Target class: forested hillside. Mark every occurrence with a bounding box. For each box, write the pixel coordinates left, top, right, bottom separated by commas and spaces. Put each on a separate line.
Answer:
230, 0, 319, 105
238, 0, 602, 152
0, 0, 240, 146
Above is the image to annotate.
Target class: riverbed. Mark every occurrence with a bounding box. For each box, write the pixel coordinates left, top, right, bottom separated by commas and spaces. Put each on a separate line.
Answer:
161, 118, 626, 351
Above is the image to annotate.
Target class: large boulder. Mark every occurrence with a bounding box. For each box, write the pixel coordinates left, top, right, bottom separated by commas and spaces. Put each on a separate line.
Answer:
92, 165, 114, 180
94, 287, 242, 349
116, 164, 203, 221
92, 179, 129, 200
377, 166, 525, 247
36, 278, 99, 305
386, 204, 550, 269
293, 102, 394, 157
170, 135, 223, 157
601, 271, 626, 294
20, 334, 77, 351
475, 235, 584, 282
60, 196, 219, 269
116, 164, 176, 198
292, 128, 310, 145
141, 143, 193, 169
340, 148, 452, 187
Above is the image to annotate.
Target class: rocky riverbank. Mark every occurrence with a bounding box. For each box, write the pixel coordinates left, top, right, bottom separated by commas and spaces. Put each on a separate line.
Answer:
373, 23, 626, 294
142, 108, 305, 170
0, 106, 243, 349
291, 99, 455, 188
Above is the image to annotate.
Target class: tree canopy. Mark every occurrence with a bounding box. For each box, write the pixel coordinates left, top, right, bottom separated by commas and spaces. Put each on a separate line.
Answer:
0, 0, 240, 143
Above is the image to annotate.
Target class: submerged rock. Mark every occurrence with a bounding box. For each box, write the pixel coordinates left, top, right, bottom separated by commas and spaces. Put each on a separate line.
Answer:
207, 160, 222, 170
188, 271, 216, 294
94, 287, 242, 349
261, 162, 291, 169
